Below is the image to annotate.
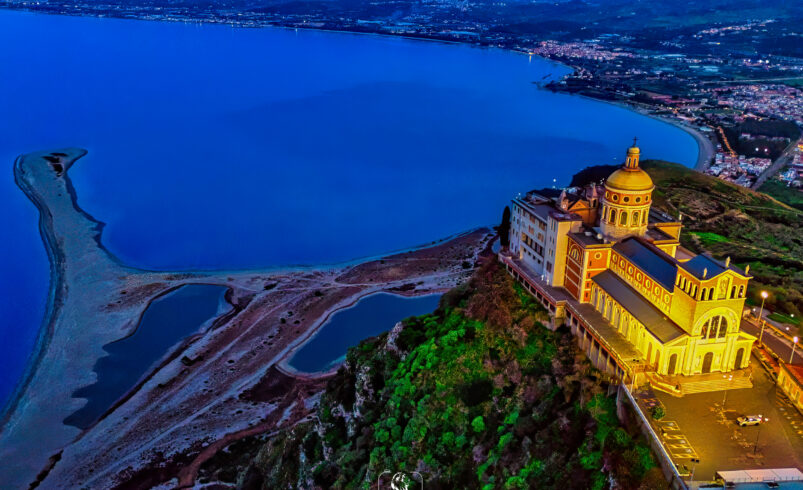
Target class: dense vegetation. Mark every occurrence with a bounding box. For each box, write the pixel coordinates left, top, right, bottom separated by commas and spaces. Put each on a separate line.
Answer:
722, 119, 800, 160
759, 178, 803, 212
212, 259, 663, 489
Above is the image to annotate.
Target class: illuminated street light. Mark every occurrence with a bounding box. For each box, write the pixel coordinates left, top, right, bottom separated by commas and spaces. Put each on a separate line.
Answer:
722, 374, 734, 409
689, 458, 700, 482
791, 336, 799, 364
758, 291, 768, 347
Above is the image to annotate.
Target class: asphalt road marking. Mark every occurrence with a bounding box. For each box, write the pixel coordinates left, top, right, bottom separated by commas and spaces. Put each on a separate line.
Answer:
657, 420, 699, 459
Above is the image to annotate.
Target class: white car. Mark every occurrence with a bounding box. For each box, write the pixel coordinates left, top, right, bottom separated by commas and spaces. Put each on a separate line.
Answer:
737, 415, 763, 427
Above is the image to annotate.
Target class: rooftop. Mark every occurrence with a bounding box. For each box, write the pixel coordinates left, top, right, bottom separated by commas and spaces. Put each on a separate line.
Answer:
781, 362, 803, 387
593, 270, 686, 344
515, 195, 582, 224
612, 237, 678, 291
571, 303, 642, 362
680, 253, 748, 280
569, 229, 608, 247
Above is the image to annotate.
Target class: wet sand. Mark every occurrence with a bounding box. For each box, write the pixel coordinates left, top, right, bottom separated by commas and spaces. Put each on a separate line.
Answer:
0, 149, 493, 489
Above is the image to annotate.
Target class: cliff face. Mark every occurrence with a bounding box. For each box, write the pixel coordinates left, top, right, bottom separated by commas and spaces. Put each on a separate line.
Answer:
204, 259, 665, 489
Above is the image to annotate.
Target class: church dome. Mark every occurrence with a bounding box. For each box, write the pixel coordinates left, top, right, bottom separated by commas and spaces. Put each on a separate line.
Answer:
605, 167, 654, 192
604, 143, 654, 192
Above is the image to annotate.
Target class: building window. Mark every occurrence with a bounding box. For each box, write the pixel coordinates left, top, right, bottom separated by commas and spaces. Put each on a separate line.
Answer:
610, 209, 617, 223
620, 211, 628, 225
635, 196, 641, 203
623, 196, 630, 203
702, 315, 728, 339
739, 285, 745, 298
631, 211, 640, 226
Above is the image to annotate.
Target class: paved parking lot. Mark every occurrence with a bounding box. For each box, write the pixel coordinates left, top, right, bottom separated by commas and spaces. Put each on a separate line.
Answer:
641, 356, 803, 483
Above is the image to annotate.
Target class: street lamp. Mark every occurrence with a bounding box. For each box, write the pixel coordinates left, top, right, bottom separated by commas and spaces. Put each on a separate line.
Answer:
753, 415, 768, 454
758, 291, 768, 347
689, 458, 700, 482
722, 374, 733, 409
757, 290, 768, 320
791, 336, 799, 364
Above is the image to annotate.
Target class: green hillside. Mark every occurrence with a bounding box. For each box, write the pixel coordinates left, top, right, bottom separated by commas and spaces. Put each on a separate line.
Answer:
200, 260, 665, 489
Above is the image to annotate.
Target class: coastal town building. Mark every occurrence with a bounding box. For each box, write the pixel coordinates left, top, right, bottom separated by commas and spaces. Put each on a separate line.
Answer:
502, 143, 756, 394
778, 362, 803, 414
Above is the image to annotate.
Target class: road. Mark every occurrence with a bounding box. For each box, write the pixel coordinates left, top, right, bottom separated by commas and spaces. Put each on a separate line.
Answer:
751, 138, 799, 190
741, 316, 802, 365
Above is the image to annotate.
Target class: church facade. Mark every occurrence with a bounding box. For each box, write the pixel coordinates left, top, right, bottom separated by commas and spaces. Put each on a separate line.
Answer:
506, 144, 755, 384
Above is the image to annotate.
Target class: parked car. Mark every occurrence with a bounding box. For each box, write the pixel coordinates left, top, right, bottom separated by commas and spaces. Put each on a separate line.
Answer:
736, 415, 763, 426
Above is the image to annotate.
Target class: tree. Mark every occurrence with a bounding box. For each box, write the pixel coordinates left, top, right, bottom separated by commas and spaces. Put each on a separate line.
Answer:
499, 206, 511, 248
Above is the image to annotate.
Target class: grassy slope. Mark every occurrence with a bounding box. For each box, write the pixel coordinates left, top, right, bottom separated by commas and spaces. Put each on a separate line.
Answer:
211, 260, 665, 489
759, 178, 803, 212
642, 160, 803, 317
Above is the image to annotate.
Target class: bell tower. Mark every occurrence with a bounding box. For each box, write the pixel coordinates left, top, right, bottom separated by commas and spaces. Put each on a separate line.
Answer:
600, 141, 655, 239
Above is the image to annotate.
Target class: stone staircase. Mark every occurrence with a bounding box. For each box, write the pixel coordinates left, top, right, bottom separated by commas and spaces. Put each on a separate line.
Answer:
680, 373, 752, 395
647, 367, 753, 396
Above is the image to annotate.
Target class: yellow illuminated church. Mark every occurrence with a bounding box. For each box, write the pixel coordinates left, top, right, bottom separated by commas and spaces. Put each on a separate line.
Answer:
502, 142, 756, 393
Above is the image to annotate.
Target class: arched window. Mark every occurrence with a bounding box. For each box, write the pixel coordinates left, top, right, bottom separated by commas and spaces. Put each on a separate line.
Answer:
610, 209, 617, 224
631, 211, 640, 226
642, 211, 649, 225
620, 211, 628, 225
739, 285, 745, 298
708, 288, 714, 301
730, 286, 737, 299
702, 315, 729, 339
700, 287, 707, 300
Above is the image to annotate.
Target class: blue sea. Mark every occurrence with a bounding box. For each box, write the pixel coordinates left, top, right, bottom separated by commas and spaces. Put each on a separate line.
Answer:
0, 9, 698, 407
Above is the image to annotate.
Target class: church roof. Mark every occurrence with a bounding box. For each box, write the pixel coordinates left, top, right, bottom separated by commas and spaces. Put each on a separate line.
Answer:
612, 238, 677, 291
680, 254, 748, 279
592, 270, 686, 344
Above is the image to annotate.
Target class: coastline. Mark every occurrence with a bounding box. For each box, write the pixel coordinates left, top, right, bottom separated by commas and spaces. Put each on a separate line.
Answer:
614, 100, 715, 171
0, 147, 494, 489
566, 92, 715, 171
277, 290, 446, 379
1, 149, 87, 425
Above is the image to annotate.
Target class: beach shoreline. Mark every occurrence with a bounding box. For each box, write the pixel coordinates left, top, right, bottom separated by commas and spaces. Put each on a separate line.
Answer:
0, 147, 494, 489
